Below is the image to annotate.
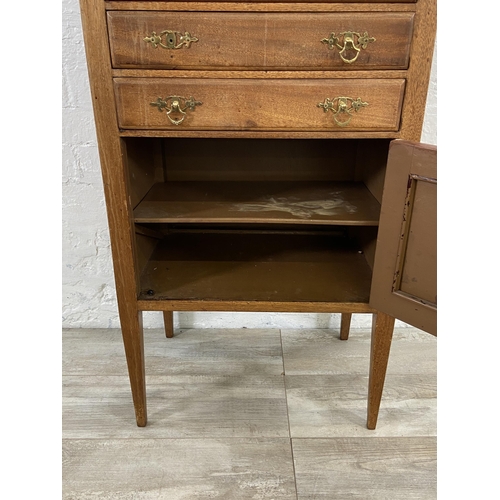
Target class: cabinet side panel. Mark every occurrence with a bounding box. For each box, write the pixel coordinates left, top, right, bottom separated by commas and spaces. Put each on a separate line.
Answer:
79, 0, 141, 298
398, 0, 436, 140
125, 138, 163, 209
80, 0, 147, 426
355, 139, 390, 204
135, 232, 159, 279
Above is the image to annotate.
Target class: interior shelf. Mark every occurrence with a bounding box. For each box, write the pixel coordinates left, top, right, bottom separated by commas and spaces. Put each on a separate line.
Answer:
138, 230, 373, 303
133, 181, 381, 226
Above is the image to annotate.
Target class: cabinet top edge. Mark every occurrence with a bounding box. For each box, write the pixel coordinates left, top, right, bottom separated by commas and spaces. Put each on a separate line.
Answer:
104, 2, 417, 12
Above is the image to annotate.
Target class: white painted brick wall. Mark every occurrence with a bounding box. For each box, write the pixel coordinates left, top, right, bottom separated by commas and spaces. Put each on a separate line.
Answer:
62, 0, 437, 329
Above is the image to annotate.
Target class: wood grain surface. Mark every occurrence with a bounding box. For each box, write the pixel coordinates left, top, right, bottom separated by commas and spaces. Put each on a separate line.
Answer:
107, 2, 418, 12
108, 11, 413, 70
114, 77, 405, 131
79, 0, 436, 435
80, 0, 148, 427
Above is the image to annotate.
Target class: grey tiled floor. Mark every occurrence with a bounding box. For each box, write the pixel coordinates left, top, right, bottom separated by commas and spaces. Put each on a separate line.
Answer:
63, 326, 437, 499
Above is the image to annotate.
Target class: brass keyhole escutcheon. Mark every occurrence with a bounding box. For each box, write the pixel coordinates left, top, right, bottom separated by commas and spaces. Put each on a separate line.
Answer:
144, 30, 199, 50
321, 30, 375, 64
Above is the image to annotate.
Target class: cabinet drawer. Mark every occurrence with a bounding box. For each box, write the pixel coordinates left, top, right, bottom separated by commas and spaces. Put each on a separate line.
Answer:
107, 12, 414, 70
114, 78, 405, 131
113, 1, 417, 2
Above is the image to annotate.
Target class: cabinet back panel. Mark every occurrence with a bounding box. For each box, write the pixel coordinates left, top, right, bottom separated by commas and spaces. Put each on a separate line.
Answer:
135, 232, 159, 277
163, 138, 358, 181
348, 226, 378, 270
138, 230, 373, 303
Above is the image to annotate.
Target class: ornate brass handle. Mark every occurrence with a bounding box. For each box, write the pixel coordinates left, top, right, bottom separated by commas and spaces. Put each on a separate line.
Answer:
144, 30, 199, 49
317, 97, 368, 127
150, 96, 202, 125
321, 31, 375, 64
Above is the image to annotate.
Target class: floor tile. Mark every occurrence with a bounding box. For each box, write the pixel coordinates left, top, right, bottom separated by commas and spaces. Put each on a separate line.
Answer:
62, 327, 437, 497
63, 438, 297, 499
63, 374, 289, 439
286, 374, 436, 437
63, 328, 284, 376
282, 328, 436, 436
281, 328, 436, 376
63, 329, 289, 439
292, 437, 436, 499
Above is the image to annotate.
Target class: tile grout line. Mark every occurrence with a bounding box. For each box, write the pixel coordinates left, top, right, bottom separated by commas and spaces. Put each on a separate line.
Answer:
279, 328, 299, 500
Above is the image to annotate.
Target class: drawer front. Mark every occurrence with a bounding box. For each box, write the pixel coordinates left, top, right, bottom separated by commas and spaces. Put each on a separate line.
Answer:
108, 12, 414, 70
113, 1, 417, 3
114, 78, 405, 131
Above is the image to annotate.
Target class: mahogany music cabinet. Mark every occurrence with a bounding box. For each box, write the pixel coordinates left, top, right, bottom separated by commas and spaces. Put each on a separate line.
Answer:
79, 0, 437, 429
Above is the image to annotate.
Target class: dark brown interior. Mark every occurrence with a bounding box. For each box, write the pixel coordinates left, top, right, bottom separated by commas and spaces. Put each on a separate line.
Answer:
125, 137, 391, 303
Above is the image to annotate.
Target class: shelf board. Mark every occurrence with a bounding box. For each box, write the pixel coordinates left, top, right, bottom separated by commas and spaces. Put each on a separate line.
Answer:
139, 231, 372, 303
134, 181, 381, 226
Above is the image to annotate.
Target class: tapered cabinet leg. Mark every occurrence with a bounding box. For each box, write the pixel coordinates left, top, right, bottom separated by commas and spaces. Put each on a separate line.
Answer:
340, 313, 352, 340
163, 311, 174, 338
121, 310, 147, 427
367, 311, 395, 430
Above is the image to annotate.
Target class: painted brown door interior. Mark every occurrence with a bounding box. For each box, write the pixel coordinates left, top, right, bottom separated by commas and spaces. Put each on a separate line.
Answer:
370, 140, 437, 335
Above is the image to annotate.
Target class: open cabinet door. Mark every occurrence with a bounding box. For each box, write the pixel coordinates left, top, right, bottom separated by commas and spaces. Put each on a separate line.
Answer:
370, 140, 437, 336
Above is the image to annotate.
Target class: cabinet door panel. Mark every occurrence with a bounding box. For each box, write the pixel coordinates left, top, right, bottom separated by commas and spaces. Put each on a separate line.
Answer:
370, 140, 437, 335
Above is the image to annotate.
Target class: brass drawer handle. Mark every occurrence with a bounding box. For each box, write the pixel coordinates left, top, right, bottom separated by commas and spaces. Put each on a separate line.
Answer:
144, 30, 199, 49
150, 96, 202, 125
321, 31, 375, 64
317, 97, 368, 127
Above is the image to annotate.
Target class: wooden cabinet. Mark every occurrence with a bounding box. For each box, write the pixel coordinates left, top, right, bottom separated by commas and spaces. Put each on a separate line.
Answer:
79, 0, 436, 430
